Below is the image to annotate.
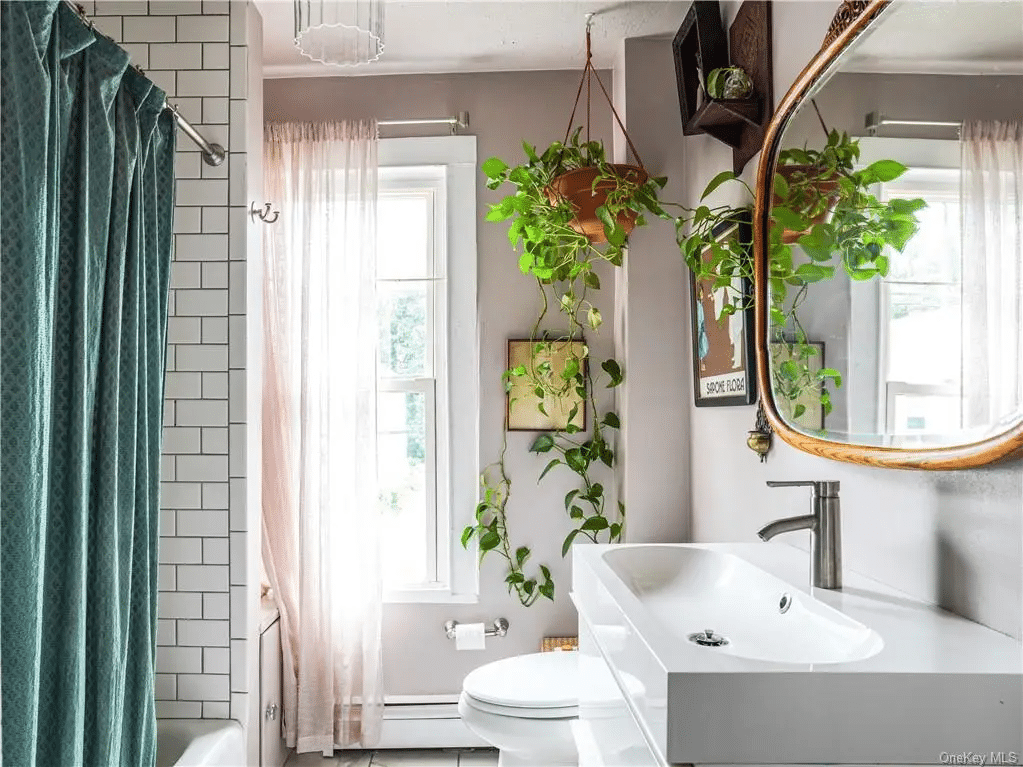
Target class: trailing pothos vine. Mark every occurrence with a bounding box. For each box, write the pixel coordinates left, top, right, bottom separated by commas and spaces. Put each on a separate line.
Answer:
461, 131, 665, 606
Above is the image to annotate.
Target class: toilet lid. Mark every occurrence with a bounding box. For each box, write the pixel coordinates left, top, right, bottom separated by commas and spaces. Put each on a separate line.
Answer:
462, 652, 578, 710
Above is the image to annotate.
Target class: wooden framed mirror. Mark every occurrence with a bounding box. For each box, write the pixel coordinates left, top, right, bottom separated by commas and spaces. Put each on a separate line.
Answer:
752, 0, 1023, 469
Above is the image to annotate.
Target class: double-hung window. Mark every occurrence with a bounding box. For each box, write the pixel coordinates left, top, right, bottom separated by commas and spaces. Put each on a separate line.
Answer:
878, 169, 963, 437
374, 137, 478, 601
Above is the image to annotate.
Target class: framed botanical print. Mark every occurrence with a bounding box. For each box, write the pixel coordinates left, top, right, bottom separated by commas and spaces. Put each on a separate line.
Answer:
771, 340, 826, 431
689, 215, 756, 406
506, 339, 587, 431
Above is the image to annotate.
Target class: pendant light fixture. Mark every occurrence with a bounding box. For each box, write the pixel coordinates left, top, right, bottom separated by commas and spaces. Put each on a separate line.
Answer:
294, 0, 385, 67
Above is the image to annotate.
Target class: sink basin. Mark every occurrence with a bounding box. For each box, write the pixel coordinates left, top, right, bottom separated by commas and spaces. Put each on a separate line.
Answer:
572, 543, 1022, 765
604, 545, 882, 665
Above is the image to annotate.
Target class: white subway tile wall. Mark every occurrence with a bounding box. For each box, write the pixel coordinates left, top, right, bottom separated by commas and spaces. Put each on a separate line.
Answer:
91, 0, 250, 719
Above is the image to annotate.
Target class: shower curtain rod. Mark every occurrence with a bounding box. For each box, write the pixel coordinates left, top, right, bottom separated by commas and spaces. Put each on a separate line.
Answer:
865, 111, 961, 136
62, 1, 226, 166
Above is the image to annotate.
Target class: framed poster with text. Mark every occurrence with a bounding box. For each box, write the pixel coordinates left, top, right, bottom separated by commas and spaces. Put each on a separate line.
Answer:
689, 215, 756, 407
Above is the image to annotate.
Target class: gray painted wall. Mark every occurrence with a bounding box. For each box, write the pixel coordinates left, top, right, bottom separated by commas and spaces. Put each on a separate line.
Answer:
687, 0, 1022, 641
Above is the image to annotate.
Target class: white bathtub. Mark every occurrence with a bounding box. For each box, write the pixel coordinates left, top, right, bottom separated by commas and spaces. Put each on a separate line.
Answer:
156, 719, 247, 767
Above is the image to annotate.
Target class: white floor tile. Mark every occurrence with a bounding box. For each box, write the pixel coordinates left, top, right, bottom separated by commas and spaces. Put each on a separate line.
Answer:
370, 749, 459, 767
285, 752, 340, 766
337, 753, 374, 767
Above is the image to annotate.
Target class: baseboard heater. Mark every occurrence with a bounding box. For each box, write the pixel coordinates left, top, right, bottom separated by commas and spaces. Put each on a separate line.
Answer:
335, 698, 487, 750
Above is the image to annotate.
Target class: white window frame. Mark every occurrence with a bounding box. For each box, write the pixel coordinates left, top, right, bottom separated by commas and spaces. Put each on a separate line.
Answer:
377, 136, 479, 604
849, 138, 962, 440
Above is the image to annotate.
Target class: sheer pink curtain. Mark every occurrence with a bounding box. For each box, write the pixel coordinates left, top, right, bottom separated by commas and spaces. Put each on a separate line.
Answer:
262, 121, 384, 753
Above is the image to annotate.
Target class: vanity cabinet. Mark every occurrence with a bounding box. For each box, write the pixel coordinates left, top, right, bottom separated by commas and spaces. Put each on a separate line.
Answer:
260, 614, 288, 767
574, 603, 663, 767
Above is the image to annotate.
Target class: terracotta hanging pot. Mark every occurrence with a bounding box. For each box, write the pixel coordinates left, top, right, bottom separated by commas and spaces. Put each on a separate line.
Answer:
546, 164, 649, 244
772, 164, 841, 244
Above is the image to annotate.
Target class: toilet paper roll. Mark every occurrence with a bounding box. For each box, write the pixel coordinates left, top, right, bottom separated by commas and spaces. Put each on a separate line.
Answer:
454, 622, 487, 651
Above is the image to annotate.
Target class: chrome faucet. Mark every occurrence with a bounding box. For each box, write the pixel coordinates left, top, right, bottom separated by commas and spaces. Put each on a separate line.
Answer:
758, 480, 842, 589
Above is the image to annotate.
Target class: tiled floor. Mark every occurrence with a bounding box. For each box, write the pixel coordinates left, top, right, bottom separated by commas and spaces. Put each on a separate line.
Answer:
285, 748, 498, 767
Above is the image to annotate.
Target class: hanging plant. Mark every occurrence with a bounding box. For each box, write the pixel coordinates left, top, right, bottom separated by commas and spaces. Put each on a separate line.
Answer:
462, 20, 666, 606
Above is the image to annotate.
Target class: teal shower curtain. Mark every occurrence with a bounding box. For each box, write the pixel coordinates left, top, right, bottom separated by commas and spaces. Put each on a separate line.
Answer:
1, 2, 175, 765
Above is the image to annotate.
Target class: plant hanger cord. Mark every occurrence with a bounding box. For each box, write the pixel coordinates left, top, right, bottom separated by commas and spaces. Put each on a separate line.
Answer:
563, 15, 647, 170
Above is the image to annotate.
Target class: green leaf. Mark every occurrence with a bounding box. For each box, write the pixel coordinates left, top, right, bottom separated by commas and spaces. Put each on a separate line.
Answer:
595, 205, 616, 232
602, 411, 620, 429
563, 358, 580, 380
581, 516, 609, 532
486, 200, 514, 222
538, 458, 561, 482
539, 581, 555, 600
565, 448, 588, 474
518, 252, 534, 274
889, 197, 927, 215
606, 223, 626, 247
701, 171, 737, 201
772, 205, 810, 233
569, 505, 584, 519
587, 307, 603, 330
460, 526, 474, 548
530, 434, 555, 453
565, 489, 579, 510
539, 564, 551, 581
773, 172, 789, 199
793, 404, 807, 419
506, 571, 525, 585
583, 271, 601, 290
609, 523, 622, 539
819, 367, 843, 387
561, 529, 580, 557
863, 159, 908, 183
481, 157, 509, 179
601, 358, 623, 387
515, 546, 530, 566
522, 141, 539, 163
480, 531, 501, 551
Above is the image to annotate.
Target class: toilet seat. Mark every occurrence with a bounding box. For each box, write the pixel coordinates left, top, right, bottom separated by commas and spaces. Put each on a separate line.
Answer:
461, 693, 577, 720
462, 652, 579, 719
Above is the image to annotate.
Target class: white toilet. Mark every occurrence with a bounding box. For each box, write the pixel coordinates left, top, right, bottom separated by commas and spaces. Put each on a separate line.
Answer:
459, 650, 646, 767
458, 651, 581, 767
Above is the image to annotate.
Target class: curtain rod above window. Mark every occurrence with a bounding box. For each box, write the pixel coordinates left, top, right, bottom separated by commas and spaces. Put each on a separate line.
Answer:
62, 1, 226, 166
865, 111, 962, 136
379, 112, 470, 135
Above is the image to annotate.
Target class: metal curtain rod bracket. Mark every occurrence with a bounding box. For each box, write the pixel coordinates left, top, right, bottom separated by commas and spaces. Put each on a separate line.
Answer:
167, 104, 226, 166
864, 111, 962, 136
60, 0, 224, 165
444, 618, 509, 640
379, 111, 470, 135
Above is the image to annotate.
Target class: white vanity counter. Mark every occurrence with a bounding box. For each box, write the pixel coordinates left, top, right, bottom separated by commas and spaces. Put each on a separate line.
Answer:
573, 543, 1022, 765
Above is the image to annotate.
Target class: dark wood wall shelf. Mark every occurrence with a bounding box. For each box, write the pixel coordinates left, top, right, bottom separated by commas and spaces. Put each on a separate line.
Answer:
727, 0, 773, 173
673, 0, 774, 174
687, 97, 761, 149
673, 1, 730, 137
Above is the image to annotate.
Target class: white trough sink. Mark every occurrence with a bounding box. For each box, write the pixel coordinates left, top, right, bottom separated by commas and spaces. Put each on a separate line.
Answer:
572, 543, 1022, 765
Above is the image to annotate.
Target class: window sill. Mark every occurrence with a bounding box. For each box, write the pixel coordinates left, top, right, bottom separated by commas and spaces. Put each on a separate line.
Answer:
383, 588, 478, 605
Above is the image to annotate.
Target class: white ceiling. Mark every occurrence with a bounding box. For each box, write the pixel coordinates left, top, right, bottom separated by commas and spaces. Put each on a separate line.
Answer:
843, 0, 1023, 75
255, 0, 687, 79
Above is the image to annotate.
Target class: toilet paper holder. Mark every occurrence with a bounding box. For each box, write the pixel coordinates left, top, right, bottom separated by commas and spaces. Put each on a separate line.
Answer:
444, 618, 510, 640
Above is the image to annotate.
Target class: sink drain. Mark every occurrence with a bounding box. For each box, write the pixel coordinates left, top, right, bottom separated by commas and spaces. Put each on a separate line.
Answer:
779, 593, 792, 614
688, 629, 728, 647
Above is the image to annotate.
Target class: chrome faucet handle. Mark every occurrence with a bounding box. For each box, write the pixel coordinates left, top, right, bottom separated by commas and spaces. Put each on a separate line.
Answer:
766, 480, 840, 497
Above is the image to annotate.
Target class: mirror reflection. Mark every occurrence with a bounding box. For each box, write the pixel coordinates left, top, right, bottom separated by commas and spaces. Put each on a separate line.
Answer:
765, 0, 1022, 449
